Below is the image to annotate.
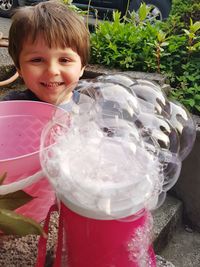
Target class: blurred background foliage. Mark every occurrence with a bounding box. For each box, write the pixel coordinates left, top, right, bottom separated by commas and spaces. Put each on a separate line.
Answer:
88, 1, 200, 114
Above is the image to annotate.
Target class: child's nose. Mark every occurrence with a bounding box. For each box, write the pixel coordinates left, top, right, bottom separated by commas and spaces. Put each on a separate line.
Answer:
46, 62, 60, 76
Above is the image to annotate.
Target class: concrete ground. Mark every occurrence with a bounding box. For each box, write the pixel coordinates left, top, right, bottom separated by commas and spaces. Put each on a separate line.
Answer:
0, 16, 11, 37
160, 224, 200, 267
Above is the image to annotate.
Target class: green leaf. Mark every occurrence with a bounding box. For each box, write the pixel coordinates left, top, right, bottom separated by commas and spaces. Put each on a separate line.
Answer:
160, 42, 169, 47
157, 31, 166, 42
112, 10, 121, 23
138, 3, 151, 21
191, 21, 200, 33
0, 191, 34, 210
183, 29, 190, 36
0, 209, 47, 236
195, 105, 200, 112
193, 42, 200, 49
183, 99, 195, 107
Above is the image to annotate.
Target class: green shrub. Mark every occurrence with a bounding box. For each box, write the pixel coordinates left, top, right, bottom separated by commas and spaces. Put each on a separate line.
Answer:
90, 3, 200, 114
171, 0, 200, 24
163, 0, 200, 35
165, 19, 200, 114
170, 61, 200, 112
90, 10, 161, 71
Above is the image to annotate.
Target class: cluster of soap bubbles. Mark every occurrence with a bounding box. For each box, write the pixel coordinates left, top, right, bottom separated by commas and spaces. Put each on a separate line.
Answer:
40, 73, 196, 220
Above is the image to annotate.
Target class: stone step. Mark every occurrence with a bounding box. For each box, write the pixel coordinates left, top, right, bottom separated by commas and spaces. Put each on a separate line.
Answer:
153, 194, 183, 267
0, 47, 16, 82
153, 194, 183, 253
159, 223, 200, 267
84, 64, 171, 94
156, 255, 176, 267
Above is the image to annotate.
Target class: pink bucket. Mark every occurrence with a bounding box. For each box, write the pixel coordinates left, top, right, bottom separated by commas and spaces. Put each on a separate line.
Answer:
0, 100, 65, 222
36, 203, 156, 267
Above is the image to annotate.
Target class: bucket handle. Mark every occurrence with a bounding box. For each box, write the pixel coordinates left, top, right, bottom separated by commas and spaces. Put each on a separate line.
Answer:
0, 170, 44, 195
35, 204, 58, 267
35, 203, 65, 267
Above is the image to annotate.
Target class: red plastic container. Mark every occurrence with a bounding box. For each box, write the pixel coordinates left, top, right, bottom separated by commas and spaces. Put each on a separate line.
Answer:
53, 203, 156, 267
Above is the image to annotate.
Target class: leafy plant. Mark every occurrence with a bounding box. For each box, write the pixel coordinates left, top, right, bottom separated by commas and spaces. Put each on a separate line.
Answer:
90, 6, 162, 72
90, 2, 200, 114
171, 0, 200, 24
167, 19, 200, 113
0, 173, 46, 236
169, 59, 200, 113
162, 0, 200, 35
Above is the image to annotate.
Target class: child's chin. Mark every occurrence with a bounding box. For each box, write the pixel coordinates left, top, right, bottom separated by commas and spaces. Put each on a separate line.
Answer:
43, 97, 58, 105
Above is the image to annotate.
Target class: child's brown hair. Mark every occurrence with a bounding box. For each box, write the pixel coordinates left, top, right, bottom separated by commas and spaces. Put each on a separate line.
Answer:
8, 0, 90, 69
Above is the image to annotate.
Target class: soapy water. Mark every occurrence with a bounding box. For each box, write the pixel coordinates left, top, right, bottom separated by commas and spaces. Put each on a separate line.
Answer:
40, 74, 196, 220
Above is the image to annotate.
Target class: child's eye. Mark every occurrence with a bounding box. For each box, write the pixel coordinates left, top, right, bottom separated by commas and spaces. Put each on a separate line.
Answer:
59, 58, 69, 63
30, 58, 43, 63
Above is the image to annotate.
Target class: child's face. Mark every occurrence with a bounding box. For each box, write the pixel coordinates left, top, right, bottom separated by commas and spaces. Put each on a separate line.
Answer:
18, 35, 85, 104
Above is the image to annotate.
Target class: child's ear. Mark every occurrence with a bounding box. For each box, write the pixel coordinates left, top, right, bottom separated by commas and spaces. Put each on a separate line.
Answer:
79, 66, 86, 78
17, 68, 22, 77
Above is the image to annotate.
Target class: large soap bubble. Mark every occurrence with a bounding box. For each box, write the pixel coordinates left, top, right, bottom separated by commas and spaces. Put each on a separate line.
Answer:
168, 100, 196, 160
40, 74, 196, 220
130, 80, 171, 118
96, 73, 136, 88
135, 112, 181, 193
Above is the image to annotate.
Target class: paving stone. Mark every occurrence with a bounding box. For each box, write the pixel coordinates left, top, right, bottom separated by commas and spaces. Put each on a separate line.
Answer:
153, 194, 182, 253
160, 224, 200, 267
156, 255, 175, 267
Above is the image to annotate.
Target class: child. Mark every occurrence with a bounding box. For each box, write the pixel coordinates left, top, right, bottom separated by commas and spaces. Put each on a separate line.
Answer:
2, 0, 90, 109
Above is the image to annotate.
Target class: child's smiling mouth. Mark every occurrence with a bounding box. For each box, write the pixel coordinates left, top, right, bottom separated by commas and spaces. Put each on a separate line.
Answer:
41, 82, 65, 88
